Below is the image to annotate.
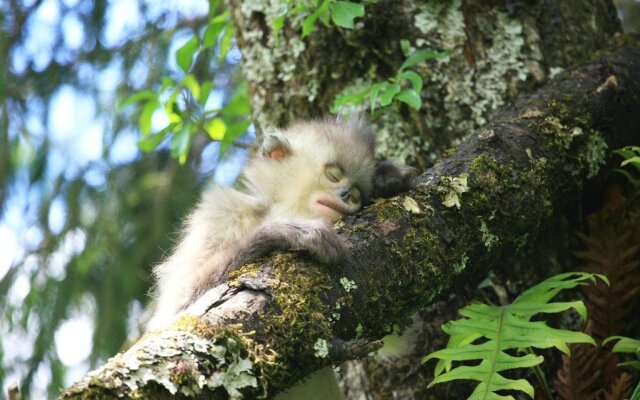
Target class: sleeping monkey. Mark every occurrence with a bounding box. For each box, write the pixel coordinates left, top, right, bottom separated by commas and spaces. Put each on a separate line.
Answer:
148, 116, 414, 332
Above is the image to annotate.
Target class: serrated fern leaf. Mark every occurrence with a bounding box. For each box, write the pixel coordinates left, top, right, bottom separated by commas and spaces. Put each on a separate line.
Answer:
604, 336, 640, 371
514, 272, 608, 305
423, 273, 606, 399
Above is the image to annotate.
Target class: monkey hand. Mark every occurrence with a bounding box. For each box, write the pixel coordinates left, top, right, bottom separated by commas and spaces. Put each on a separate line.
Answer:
373, 160, 418, 198
230, 217, 350, 268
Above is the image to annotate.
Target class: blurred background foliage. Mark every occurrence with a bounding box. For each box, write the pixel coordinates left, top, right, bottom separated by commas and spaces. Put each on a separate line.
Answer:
0, 0, 639, 398
0, 0, 252, 397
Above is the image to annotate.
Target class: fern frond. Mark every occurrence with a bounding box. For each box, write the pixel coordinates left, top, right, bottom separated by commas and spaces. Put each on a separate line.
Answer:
423, 272, 605, 399
555, 200, 640, 400
604, 336, 640, 371
631, 380, 640, 400
555, 344, 605, 400
601, 373, 633, 400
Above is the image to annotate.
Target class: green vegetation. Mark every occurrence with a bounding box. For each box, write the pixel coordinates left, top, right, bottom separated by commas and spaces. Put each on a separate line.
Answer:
614, 146, 640, 187
0, 0, 250, 396
3, 0, 640, 398
122, 1, 251, 164
332, 47, 449, 113
423, 273, 605, 399
272, 0, 370, 39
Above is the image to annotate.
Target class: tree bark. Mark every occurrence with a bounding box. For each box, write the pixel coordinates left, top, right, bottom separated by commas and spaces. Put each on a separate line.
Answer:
227, 0, 620, 165
61, 39, 640, 400
223, 2, 621, 396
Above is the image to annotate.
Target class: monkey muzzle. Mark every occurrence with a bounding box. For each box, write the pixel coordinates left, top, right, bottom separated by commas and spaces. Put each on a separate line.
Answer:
315, 196, 353, 221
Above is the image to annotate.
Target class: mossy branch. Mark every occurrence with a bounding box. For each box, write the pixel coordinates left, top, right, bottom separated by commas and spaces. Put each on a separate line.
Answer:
60, 40, 640, 399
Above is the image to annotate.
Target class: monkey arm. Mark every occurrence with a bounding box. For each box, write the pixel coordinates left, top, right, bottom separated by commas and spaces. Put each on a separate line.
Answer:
228, 217, 350, 270
373, 160, 417, 198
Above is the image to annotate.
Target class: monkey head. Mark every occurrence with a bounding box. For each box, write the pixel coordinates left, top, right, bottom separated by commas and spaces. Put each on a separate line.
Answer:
243, 117, 377, 222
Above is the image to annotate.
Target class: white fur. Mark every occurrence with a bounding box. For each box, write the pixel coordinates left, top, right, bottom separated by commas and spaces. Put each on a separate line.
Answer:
147, 117, 377, 331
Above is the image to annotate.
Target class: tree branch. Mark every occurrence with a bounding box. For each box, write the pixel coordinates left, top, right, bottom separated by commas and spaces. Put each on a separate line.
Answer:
61, 39, 640, 399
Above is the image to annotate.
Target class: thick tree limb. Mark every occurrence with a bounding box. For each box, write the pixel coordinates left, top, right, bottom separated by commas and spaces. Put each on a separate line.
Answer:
61, 39, 640, 399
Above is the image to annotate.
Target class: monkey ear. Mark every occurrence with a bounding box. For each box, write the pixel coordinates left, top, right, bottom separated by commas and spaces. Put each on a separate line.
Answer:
373, 160, 418, 198
260, 133, 292, 160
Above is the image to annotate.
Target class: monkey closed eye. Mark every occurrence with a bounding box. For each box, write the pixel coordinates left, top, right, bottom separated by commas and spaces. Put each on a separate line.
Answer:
324, 164, 345, 183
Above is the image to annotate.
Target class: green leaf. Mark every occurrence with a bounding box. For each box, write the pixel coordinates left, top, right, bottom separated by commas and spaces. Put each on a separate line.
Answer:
604, 336, 640, 354
302, 0, 330, 37
226, 120, 252, 138
367, 82, 388, 111
397, 70, 423, 92
203, 13, 229, 48
221, 93, 251, 117
139, 100, 160, 136
631, 381, 640, 400
614, 168, 640, 187
379, 83, 400, 106
302, 14, 318, 37
182, 74, 201, 101
28, 145, 48, 184
208, 0, 220, 17
219, 25, 234, 60
613, 146, 640, 161
205, 118, 227, 140
434, 332, 482, 376
176, 36, 199, 73
423, 272, 602, 399
514, 272, 608, 305
164, 90, 181, 123
329, 1, 364, 29
614, 145, 640, 186
137, 124, 175, 152
619, 361, 640, 371
317, 0, 331, 26
161, 76, 174, 90
604, 336, 640, 372
396, 89, 421, 110
400, 48, 448, 71
119, 90, 156, 110
332, 87, 370, 112
400, 39, 411, 56
506, 301, 588, 321
170, 127, 192, 165
200, 81, 214, 106
220, 120, 252, 155
429, 362, 537, 399
272, 14, 286, 40
621, 156, 640, 169
621, 156, 640, 165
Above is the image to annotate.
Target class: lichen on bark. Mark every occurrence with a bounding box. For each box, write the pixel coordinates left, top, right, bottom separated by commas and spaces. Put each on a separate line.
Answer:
227, 0, 620, 166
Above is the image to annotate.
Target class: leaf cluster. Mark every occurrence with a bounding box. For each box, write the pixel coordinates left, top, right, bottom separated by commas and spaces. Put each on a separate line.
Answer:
121, 0, 251, 164
333, 45, 448, 113
605, 336, 640, 371
272, 0, 372, 40
555, 200, 640, 400
1, 0, 245, 396
423, 273, 606, 400
604, 336, 640, 400
614, 146, 640, 188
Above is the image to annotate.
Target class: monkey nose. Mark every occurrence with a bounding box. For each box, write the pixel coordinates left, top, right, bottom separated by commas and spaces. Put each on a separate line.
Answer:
337, 187, 351, 202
